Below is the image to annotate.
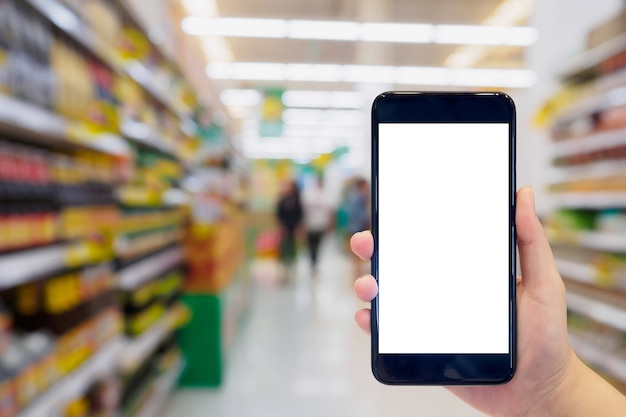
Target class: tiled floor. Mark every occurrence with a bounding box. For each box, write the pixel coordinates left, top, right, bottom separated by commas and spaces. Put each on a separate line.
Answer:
162, 237, 486, 417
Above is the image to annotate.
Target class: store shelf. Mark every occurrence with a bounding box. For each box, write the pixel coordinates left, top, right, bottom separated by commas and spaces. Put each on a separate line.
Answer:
118, 246, 184, 290
548, 161, 626, 183
120, 119, 179, 158
567, 291, 626, 332
124, 61, 190, 121
553, 231, 626, 253
0, 244, 69, 289
561, 31, 626, 82
24, 0, 115, 68
552, 192, 626, 209
24, 0, 189, 121
578, 231, 626, 252
116, 228, 183, 261
556, 258, 597, 285
0, 94, 130, 156
19, 337, 125, 417
118, 309, 179, 373
132, 358, 184, 417
552, 128, 626, 159
569, 332, 626, 383
111, 0, 193, 120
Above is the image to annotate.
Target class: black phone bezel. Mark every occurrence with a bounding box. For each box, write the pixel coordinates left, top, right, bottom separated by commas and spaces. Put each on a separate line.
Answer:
370, 91, 517, 385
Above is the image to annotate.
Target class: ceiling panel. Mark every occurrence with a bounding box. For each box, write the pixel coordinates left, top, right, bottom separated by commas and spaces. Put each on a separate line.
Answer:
227, 38, 358, 65
216, 0, 358, 20
391, 0, 503, 24
391, 43, 458, 66
216, 0, 504, 24
207, 0, 528, 93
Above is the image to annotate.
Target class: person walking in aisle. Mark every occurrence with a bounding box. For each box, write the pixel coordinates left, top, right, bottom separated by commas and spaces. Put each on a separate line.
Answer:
350, 186, 626, 417
346, 177, 370, 277
275, 179, 303, 282
302, 174, 332, 276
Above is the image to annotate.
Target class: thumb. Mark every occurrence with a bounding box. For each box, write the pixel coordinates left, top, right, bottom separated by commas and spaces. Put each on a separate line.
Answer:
516, 186, 560, 291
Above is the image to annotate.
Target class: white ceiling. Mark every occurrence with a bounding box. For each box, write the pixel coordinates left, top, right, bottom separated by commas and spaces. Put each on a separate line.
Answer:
132, 0, 535, 163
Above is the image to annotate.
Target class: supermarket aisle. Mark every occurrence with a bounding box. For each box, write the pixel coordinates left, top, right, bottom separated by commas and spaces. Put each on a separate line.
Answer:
163, 238, 485, 417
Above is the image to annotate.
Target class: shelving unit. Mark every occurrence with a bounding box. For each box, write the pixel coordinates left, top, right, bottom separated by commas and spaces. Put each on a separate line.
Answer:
0, 0, 219, 414
551, 192, 626, 209
18, 337, 125, 417
0, 94, 130, 156
543, 8, 626, 393
118, 308, 181, 374
567, 291, 626, 332
131, 358, 185, 417
0, 244, 68, 289
24, 0, 190, 122
118, 247, 184, 291
553, 231, 626, 252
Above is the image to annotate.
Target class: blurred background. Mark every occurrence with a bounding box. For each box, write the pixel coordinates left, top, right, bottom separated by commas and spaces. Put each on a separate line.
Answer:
0, 0, 625, 416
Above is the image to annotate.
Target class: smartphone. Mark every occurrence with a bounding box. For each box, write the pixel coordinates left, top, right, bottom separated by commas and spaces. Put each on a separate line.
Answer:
370, 92, 516, 385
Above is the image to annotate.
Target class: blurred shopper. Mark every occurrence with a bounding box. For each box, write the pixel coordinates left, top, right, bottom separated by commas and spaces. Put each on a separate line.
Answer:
302, 174, 332, 275
275, 179, 303, 281
346, 177, 370, 276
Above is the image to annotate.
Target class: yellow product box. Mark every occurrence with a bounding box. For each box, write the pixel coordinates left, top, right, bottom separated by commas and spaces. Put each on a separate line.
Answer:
15, 363, 38, 408
0, 376, 18, 417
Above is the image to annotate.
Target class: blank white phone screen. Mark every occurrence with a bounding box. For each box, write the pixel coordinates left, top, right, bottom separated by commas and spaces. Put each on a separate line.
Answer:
378, 123, 510, 354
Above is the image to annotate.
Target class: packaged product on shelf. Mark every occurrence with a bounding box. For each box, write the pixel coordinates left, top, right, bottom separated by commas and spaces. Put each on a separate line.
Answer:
0, 203, 57, 252
1, 0, 55, 109
64, 395, 89, 417
87, 375, 122, 417
596, 209, 626, 233
0, 371, 18, 417
50, 39, 91, 121
81, 0, 121, 55
0, 301, 11, 357
56, 322, 91, 376
1, 341, 38, 409
18, 332, 57, 400
43, 272, 85, 334
0, 46, 7, 95
12, 282, 44, 332
91, 307, 121, 348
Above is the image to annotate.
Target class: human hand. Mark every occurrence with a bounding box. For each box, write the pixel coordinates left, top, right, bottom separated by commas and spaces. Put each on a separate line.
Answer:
351, 186, 589, 417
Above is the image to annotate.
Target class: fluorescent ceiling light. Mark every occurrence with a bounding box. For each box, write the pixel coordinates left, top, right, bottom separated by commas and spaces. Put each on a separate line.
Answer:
360, 23, 434, 43
436, 25, 538, 46
183, 17, 538, 47
289, 20, 359, 41
207, 63, 536, 88
286, 64, 343, 82
183, 17, 287, 37
208, 62, 287, 80
445, 0, 537, 68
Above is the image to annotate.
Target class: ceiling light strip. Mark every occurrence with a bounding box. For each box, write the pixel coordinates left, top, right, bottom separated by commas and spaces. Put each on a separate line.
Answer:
207, 62, 536, 88
182, 17, 538, 47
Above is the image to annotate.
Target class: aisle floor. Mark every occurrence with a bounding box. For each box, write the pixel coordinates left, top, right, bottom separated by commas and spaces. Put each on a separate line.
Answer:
162, 238, 486, 417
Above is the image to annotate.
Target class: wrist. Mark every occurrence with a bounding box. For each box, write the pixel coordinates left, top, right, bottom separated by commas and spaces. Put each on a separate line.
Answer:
523, 349, 626, 417
521, 349, 582, 417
